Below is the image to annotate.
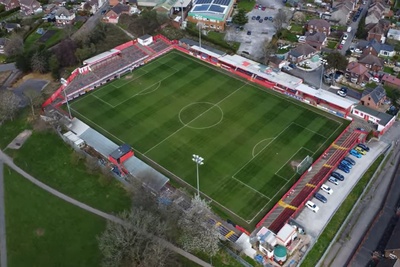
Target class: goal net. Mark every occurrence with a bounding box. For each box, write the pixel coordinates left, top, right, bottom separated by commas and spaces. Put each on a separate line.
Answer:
296, 155, 313, 174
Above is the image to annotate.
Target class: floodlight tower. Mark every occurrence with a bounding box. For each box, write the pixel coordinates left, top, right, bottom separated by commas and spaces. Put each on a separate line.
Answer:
180, 0, 184, 28
192, 154, 204, 197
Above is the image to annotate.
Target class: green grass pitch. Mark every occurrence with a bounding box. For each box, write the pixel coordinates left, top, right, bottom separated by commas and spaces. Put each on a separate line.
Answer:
70, 52, 346, 224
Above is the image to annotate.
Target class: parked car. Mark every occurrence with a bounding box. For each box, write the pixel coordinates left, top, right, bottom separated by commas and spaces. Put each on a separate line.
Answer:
306, 200, 320, 213
341, 39, 346, 45
282, 66, 292, 71
256, 15, 261, 20
343, 33, 348, 40
338, 44, 343, 49
328, 177, 339, 185
356, 127, 366, 131
314, 192, 328, 203
355, 48, 362, 53
331, 171, 344, 181
264, 16, 268, 20
321, 184, 333, 195
247, 30, 252, 35
357, 143, 370, 152
355, 147, 367, 155
337, 90, 346, 97
259, 19, 263, 23
340, 160, 352, 169
288, 63, 296, 69
350, 149, 362, 158
251, 16, 256, 20
261, 6, 266, 11
344, 157, 356, 165
338, 165, 350, 173
370, 77, 380, 83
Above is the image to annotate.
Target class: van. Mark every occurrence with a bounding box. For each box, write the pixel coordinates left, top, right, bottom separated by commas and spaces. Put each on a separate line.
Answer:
347, 26, 352, 33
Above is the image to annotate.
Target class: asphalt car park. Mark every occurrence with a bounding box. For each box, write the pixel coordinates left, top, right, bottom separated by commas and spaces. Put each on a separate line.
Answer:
293, 140, 388, 238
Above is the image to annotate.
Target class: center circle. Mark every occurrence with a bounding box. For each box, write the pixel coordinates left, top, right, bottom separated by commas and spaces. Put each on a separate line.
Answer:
178, 102, 224, 130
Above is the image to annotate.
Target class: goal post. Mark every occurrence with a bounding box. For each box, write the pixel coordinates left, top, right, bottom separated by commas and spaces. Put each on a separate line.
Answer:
296, 155, 313, 174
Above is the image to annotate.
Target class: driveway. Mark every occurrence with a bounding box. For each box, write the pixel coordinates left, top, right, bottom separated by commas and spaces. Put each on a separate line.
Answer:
0, 63, 16, 73
285, 65, 331, 90
13, 79, 49, 107
224, 0, 285, 60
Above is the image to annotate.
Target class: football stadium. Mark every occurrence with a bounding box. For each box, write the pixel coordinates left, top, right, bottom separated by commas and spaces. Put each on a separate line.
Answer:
43, 35, 363, 231
67, 51, 345, 223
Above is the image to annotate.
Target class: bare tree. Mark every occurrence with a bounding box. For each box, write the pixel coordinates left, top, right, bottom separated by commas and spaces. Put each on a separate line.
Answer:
262, 38, 277, 64
274, 9, 288, 31
98, 208, 172, 267
23, 88, 43, 116
178, 195, 220, 257
4, 33, 24, 57
0, 90, 20, 122
85, 156, 100, 174
31, 51, 48, 73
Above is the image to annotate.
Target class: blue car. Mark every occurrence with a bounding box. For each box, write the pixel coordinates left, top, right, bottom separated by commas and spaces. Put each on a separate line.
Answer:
331, 171, 344, 181
314, 192, 328, 203
340, 160, 352, 169
344, 157, 356, 165
350, 149, 362, 158
338, 164, 350, 173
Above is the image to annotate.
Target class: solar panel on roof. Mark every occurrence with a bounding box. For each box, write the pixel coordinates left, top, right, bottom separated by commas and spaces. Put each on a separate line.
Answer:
193, 4, 210, 11
214, 0, 230, 5
209, 4, 225, 13
196, 0, 212, 4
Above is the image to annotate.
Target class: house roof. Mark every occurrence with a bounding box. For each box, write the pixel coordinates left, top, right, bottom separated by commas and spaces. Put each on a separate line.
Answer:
347, 62, 369, 75
358, 38, 394, 52
388, 28, 400, 38
111, 3, 130, 14
354, 104, 394, 126
382, 74, 400, 87
359, 54, 384, 67
0, 38, 8, 46
305, 32, 326, 43
385, 218, 400, 251
307, 19, 330, 30
289, 43, 317, 58
376, 258, 397, 267
4, 23, 20, 29
362, 85, 386, 104
19, 0, 40, 7
55, 6, 72, 16
109, 144, 131, 160
366, 19, 389, 35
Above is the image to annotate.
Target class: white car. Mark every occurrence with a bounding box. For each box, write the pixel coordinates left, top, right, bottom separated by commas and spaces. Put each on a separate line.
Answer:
282, 66, 292, 71
321, 184, 333, 195
337, 90, 346, 97
343, 34, 348, 40
328, 177, 339, 185
370, 77, 380, 83
355, 48, 362, 53
341, 39, 346, 45
306, 201, 320, 213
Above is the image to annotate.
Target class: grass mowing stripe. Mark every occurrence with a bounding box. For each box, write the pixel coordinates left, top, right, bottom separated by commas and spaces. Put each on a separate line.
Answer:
71, 51, 346, 222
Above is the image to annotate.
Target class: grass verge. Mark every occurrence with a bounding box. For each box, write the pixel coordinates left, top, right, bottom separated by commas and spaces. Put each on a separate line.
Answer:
4, 166, 105, 267
301, 154, 385, 266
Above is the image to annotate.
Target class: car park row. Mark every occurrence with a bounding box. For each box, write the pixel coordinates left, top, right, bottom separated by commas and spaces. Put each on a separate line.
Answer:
306, 143, 370, 213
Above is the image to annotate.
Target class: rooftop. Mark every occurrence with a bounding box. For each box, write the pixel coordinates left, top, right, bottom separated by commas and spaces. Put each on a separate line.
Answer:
188, 0, 233, 21
385, 218, 400, 251
109, 144, 132, 160
354, 104, 394, 126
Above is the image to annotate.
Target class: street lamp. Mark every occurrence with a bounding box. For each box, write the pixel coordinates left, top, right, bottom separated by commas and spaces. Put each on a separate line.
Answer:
192, 154, 204, 196
180, 0, 184, 29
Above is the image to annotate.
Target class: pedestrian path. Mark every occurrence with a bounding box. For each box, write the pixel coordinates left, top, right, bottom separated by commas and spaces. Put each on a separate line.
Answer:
0, 161, 7, 267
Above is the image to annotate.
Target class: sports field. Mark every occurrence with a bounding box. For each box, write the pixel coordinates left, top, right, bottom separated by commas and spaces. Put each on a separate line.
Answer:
70, 52, 345, 223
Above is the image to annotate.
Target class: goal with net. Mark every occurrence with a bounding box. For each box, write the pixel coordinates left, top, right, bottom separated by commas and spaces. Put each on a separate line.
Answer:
296, 155, 313, 174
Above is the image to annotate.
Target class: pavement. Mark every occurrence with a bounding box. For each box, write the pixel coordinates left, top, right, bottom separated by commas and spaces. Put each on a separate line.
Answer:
294, 140, 388, 239
286, 65, 330, 90
12, 79, 49, 107
0, 64, 16, 73
224, 0, 285, 60
0, 149, 212, 267
0, 162, 7, 267
72, 3, 109, 41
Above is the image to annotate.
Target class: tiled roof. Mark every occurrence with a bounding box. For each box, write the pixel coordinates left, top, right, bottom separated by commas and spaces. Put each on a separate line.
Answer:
347, 62, 368, 75
354, 104, 394, 126
362, 85, 386, 104
307, 19, 330, 30
111, 3, 130, 14
381, 74, 400, 87
289, 43, 317, 58
359, 54, 384, 67
305, 32, 326, 43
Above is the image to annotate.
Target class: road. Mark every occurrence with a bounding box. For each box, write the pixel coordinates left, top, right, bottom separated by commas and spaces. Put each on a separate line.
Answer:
0, 162, 7, 267
339, 0, 371, 55
0, 149, 212, 267
72, 3, 109, 41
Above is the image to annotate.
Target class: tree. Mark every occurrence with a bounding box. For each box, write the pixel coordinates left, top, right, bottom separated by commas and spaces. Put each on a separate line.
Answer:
23, 88, 43, 116
325, 51, 348, 72
98, 208, 172, 267
356, 15, 367, 39
4, 33, 23, 57
274, 9, 288, 31
49, 54, 60, 79
53, 38, 78, 67
31, 51, 48, 73
232, 9, 248, 26
0, 90, 20, 122
262, 38, 277, 64
75, 43, 96, 64
178, 195, 220, 257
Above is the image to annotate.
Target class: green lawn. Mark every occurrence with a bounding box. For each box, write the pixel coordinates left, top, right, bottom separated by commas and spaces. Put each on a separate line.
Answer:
24, 27, 64, 50
327, 40, 338, 49
237, 0, 255, 12
4, 166, 105, 267
11, 131, 131, 213
69, 52, 345, 224
289, 23, 303, 33
302, 154, 385, 266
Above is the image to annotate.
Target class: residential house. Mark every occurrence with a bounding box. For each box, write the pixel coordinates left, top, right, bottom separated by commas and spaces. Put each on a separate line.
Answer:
358, 54, 384, 72
387, 28, 400, 41
360, 85, 386, 110
55, 7, 75, 25
305, 32, 327, 50
352, 104, 395, 135
0, 38, 8, 54
330, 0, 356, 25
0, 0, 20, 11
19, 0, 42, 15
366, 19, 390, 43
358, 39, 396, 57
381, 74, 400, 88
3, 22, 20, 32
384, 218, 400, 259
187, 0, 234, 31
103, 3, 130, 23
306, 19, 330, 35
86, 0, 107, 14
288, 43, 318, 63
365, 2, 390, 25
109, 0, 120, 6
346, 61, 370, 84
268, 56, 286, 69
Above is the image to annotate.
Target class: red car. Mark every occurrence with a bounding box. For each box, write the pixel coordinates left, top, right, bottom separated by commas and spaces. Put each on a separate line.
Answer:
261, 6, 266, 11
254, 4, 259, 9
338, 44, 343, 49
